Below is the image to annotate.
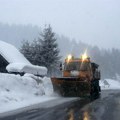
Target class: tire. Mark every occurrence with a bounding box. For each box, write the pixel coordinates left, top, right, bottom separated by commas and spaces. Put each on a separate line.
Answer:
90, 80, 100, 100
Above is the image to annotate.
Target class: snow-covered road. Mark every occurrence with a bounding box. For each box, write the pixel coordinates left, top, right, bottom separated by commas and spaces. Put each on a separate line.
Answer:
0, 73, 120, 114
0, 97, 79, 118
0, 90, 120, 120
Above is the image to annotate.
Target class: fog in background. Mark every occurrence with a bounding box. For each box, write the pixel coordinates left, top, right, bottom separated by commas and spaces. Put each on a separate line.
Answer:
0, 0, 120, 49
0, 0, 120, 78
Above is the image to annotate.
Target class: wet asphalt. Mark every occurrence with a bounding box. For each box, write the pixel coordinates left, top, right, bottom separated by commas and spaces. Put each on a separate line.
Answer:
0, 90, 120, 120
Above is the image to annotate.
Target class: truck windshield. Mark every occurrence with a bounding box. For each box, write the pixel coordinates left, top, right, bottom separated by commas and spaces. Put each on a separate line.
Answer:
64, 62, 89, 71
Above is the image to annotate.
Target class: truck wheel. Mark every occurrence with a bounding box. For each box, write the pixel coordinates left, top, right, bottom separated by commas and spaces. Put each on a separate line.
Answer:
90, 81, 100, 100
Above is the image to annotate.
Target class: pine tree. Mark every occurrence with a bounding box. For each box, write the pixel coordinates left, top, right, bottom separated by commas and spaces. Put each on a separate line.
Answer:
20, 40, 33, 63
31, 39, 42, 66
39, 25, 61, 74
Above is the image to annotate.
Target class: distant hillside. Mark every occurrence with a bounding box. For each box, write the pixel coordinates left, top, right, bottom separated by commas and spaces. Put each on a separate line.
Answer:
0, 23, 41, 48
0, 23, 89, 57
0, 23, 120, 78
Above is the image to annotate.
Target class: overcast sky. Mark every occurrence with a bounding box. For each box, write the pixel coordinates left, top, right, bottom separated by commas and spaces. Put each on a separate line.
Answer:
0, 0, 120, 49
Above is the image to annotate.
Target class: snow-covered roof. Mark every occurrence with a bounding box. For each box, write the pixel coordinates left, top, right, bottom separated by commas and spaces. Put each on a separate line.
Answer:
0, 40, 30, 64
0, 40, 47, 76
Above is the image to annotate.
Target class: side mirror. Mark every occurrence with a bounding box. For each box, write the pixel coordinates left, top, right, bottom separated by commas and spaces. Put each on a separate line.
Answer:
60, 63, 62, 71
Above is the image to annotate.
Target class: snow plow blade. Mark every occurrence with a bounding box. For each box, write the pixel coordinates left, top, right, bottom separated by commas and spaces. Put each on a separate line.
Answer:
51, 77, 91, 97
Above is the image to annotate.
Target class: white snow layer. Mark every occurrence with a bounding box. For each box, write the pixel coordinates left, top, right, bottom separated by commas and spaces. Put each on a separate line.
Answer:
0, 40, 30, 64
0, 73, 55, 113
6, 63, 47, 76
100, 79, 120, 89
0, 40, 47, 76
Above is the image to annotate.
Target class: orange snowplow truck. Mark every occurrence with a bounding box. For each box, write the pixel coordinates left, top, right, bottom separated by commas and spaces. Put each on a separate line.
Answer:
51, 54, 101, 97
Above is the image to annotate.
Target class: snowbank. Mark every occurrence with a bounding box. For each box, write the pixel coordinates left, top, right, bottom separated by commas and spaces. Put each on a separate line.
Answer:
100, 79, 120, 90
6, 63, 47, 76
0, 73, 55, 113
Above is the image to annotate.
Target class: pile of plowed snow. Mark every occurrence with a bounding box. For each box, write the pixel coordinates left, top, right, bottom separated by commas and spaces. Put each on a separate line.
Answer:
0, 73, 55, 113
100, 79, 120, 90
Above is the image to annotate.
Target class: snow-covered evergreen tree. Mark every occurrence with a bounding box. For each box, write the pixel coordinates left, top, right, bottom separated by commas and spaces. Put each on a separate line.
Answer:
20, 40, 33, 63
31, 39, 42, 66
20, 39, 43, 65
39, 25, 61, 74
